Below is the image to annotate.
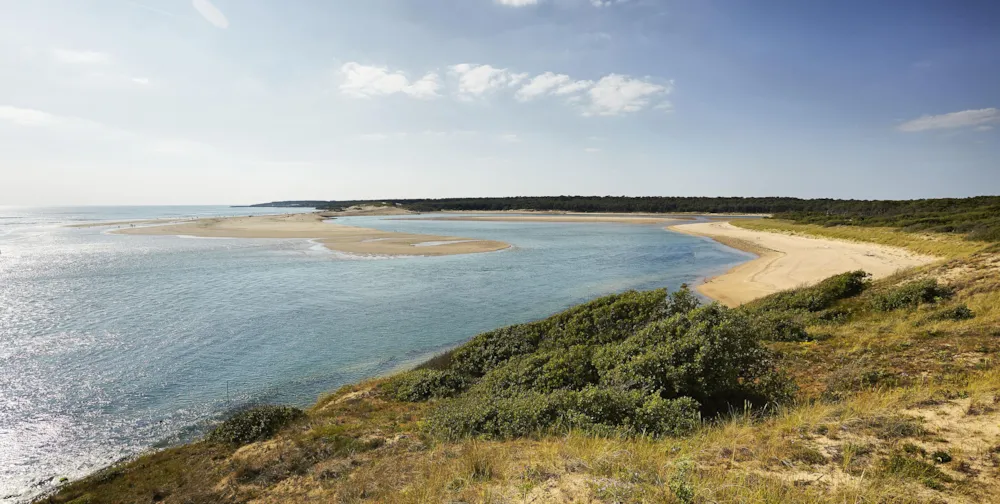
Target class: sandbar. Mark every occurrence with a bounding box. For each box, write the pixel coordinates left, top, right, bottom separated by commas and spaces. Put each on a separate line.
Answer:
111, 213, 509, 256
669, 221, 938, 306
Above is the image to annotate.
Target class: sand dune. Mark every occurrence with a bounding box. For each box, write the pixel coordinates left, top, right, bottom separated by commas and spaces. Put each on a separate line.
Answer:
112, 213, 509, 256
668, 221, 938, 306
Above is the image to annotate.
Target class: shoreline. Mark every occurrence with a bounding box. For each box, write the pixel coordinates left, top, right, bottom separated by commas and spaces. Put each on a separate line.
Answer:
667, 221, 939, 306
109, 213, 510, 257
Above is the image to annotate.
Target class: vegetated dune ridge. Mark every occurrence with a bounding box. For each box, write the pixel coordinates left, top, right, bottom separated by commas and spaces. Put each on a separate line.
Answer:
111, 212, 509, 256
669, 221, 938, 306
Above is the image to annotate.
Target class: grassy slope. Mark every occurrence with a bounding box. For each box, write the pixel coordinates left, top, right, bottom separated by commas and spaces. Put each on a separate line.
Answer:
731, 219, 988, 258
43, 232, 1000, 504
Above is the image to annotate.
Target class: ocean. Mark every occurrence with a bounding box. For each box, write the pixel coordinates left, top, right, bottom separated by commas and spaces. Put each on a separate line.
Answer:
0, 206, 752, 502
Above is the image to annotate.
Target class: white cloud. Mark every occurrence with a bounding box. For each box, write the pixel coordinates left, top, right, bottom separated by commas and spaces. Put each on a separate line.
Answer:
975, 125, 994, 131
516, 72, 570, 101
339, 63, 441, 99
591, 0, 628, 6
495, 0, 539, 6
192, 0, 229, 28
515, 72, 593, 102
499, 133, 521, 142
897, 108, 1000, 132
130, 77, 151, 86
51, 49, 111, 65
586, 74, 670, 116
554, 79, 594, 95
450, 64, 514, 99
584, 147, 602, 153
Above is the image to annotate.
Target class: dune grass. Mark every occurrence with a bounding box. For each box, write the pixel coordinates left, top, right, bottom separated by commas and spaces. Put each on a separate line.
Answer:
731, 219, 988, 258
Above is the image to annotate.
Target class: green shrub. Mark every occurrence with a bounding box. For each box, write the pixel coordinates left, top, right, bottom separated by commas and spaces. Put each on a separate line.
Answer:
472, 345, 597, 395
746, 270, 871, 314
208, 405, 304, 446
868, 279, 953, 312
450, 323, 546, 377
427, 387, 701, 439
594, 305, 795, 415
748, 309, 812, 341
383, 369, 470, 402
537, 288, 673, 349
929, 304, 975, 321
424, 289, 792, 439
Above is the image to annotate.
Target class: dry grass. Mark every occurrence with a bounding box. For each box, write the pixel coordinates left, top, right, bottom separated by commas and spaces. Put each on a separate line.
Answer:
731, 219, 988, 258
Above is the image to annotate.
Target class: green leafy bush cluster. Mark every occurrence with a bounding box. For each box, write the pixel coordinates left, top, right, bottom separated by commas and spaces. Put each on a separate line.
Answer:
383, 369, 469, 401
868, 279, 953, 312
391, 286, 794, 439
208, 405, 304, 446
929, 304, 975, 321
739, 270, 871, 340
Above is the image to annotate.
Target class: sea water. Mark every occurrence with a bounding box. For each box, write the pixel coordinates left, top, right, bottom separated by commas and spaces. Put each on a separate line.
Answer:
0, 207, 752, 502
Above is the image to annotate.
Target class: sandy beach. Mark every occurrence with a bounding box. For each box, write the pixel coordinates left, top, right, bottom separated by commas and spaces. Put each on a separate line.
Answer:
110, 213, 509, 256
669, 221, 938, 306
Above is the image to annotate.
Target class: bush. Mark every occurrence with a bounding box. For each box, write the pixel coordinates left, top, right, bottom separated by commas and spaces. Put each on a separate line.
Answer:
383, 369, 470, 402
747, 270, 871, 314
208, 405, 304, 446
748, 309, 811, 342
423, 290, 792, 439
868, 279, 953, 311
427, 387, 701, 439
929, 304, 975, 321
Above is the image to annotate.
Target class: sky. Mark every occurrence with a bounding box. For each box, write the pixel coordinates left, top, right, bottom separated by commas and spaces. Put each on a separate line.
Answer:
0, 0, 998, 205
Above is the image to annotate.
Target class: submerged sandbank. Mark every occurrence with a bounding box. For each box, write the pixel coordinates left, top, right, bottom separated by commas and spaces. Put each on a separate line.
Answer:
405, 215, 689, 224
668, 221, 938, 306
112, 213, 509, 256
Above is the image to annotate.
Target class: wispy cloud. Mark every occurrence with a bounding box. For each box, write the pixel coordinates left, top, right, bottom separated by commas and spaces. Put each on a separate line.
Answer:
495, 0, 539, 6
897, 108, 1000, 132
515, 72, 592, 102
450, 64, 517, 99
340, 63, 441, 99
192, 0, 229, 29
586, 75, 671, 116
51, 49, 111, 65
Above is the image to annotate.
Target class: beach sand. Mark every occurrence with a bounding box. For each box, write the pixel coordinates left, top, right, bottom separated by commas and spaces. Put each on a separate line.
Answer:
112, 213, 509, 256
669, 221, 938, 306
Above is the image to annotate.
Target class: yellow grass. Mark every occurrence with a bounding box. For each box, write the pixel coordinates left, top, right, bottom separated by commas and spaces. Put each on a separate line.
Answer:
731, 219, 988, 258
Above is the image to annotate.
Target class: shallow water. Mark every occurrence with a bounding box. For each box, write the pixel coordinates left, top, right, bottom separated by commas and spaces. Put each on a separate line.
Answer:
0, 207, 751, 502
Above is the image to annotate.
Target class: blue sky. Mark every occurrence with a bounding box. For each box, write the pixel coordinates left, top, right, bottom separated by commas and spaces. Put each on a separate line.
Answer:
1, 0, 998, 205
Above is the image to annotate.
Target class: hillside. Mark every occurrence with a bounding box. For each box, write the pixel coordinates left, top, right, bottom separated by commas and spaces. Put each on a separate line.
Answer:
41, 227, 1000, 504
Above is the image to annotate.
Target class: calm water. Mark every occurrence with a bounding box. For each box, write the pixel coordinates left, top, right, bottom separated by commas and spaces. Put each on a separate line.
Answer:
0, 207, 751, 502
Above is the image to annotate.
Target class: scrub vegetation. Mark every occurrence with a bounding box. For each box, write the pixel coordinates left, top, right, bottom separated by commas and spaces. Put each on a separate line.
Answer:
41, 229, 1000, 504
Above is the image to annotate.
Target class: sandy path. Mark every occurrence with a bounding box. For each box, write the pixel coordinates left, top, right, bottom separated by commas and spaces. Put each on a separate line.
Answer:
669, 221, 938, 306
112, 213, 509, 256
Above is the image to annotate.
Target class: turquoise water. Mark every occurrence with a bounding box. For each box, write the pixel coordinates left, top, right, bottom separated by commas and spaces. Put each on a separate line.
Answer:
0, 207, 751, 502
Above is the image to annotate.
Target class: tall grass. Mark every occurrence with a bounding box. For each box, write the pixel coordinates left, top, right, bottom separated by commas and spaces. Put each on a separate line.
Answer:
732, 219, 987, 258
